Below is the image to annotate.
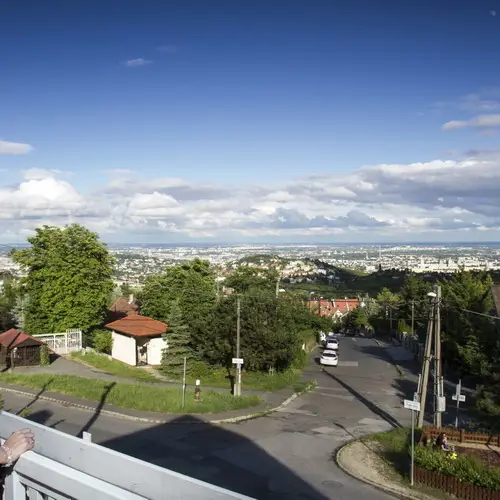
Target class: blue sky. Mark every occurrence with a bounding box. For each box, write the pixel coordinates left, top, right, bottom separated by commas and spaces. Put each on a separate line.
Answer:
1, 0, 500, 243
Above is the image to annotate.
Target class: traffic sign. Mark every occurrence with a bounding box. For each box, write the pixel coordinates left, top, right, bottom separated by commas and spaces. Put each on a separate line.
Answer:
232, 358, 244, 365
404, 399, 421, 412
452, 394, 466, 402
437, 396, 446, 412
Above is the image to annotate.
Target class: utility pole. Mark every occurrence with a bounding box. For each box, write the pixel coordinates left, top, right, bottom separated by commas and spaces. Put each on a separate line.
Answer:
234, 296, 242, 397
389, 306, 393, 335
435, 285, 442, 428
411, 301, 415, 335
417, 295, 435, 428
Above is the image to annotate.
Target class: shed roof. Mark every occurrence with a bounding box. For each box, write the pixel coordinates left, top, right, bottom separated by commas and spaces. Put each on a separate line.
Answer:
0, 329, 44, 349
105, 314, 168, 337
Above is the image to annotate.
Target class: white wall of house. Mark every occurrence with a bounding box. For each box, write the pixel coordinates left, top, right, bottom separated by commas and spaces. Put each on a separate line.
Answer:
146, 337, 165, 366
111, 331, 137, 366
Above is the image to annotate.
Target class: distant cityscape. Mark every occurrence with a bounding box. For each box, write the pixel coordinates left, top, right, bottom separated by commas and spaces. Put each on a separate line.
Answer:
1, 243, 500, 288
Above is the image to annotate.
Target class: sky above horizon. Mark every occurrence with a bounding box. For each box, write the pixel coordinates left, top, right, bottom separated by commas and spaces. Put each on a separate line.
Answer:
2, 0, 500, 244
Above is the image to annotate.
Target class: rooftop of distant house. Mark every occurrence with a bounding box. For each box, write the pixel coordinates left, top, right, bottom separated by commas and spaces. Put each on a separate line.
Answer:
105, 314, 168, 337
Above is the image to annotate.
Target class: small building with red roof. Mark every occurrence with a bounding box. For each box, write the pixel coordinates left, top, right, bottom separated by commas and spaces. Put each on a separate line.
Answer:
105, 314, 168, 366
0, 329, 45, 366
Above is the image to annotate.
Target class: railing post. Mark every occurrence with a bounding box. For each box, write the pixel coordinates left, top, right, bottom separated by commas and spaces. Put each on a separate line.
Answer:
3, 470, 25, 500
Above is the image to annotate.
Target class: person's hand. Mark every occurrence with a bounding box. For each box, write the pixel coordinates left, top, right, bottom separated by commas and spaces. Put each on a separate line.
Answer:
0, 429, 35, 465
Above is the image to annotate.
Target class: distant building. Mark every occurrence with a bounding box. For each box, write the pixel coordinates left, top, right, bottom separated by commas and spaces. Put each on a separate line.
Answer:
307, 298, 360, 320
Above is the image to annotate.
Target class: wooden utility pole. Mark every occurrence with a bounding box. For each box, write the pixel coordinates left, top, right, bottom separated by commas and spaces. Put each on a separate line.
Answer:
411, 301, 415, 335
234, 296, 242, 397
417, 296, 435, 428
435, 285, 442, 427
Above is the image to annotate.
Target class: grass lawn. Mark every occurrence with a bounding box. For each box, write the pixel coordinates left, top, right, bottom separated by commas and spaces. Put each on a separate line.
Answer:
165, 366, 303, 392
0, 373, 261, 414
70, 351, 159, 383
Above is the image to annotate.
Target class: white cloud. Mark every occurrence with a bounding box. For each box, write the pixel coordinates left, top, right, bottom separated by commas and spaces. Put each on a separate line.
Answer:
442, 114, 500, 130
101, 169, 135, 175
123, 58, 152, 67
0, 140, 33, 155
1, 155, 500, 242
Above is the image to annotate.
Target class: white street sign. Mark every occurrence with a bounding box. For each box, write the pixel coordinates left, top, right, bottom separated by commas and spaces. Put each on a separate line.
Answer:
232, 358, 244, 365
437, 396, 446, 412
452, 395, 466, 402
404, 399, 421, 412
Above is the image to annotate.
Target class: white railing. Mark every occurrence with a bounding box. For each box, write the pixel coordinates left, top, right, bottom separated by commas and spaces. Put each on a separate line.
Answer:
0, 411, 253, 500
33, 329, 83, 355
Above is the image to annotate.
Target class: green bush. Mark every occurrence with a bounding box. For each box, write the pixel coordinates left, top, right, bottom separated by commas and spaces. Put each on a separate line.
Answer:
40, 345, 50, 365
414, 446, 500, 491
91, 329, 113, 354
188, 360, 227, 380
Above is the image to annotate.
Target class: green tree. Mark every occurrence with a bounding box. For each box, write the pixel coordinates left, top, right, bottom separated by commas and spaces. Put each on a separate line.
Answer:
0, 277, 19, 331
399, 274, 431, 335
11, 224, 115, 334
224, 266, 279, 294
161, 300, 193, 375
374, 287, 400, 333
139, 259, 216, 329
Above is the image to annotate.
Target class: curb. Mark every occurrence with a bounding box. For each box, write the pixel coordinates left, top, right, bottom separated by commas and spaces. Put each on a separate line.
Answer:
373, 338, 405, 378
0, 383, 304, 425
335, 440, 425, 500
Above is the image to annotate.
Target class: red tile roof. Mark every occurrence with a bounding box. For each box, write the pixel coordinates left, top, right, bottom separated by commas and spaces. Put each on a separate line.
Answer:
307, 298, 360, 317
105, 314, 168, 337
0, 329, 44, 349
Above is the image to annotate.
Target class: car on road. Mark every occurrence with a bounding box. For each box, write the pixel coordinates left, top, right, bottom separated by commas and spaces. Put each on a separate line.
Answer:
320, 350, 338, 366
324, 337, 339, 350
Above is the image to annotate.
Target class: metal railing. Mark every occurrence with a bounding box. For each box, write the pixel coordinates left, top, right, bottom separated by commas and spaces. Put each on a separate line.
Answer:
0, 411, 253, 500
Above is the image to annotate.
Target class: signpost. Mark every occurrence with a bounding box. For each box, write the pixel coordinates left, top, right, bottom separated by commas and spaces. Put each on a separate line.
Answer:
452, 379, 466, 428
404, 399, 421, 486
232, 358, 244, 397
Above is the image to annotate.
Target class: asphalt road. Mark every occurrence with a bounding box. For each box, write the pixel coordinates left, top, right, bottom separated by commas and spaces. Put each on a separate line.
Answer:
2, 337, 411, 499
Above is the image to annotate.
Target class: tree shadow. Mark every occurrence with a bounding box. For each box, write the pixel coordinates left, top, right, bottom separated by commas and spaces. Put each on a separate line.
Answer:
79, 382, 116, 437
15, 379, 54, 417
355, 342, 421, 377
101, 414, 331, 499
322, 370, 402, 429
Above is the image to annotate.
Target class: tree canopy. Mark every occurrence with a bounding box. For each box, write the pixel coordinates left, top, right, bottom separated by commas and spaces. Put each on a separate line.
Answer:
12, 224, 115, 334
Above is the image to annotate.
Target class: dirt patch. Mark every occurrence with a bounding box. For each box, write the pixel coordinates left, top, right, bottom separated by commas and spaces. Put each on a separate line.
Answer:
456, 445, 500, 468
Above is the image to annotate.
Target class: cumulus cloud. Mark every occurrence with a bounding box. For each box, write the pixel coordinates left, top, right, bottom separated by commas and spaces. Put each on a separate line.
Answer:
0, 140, 33, 155
123, 58, 152, 67
1, 156, 500, 242
442, 114, 500, 130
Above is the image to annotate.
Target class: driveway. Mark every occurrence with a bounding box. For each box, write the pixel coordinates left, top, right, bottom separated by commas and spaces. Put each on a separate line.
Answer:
3, 336, 410, 499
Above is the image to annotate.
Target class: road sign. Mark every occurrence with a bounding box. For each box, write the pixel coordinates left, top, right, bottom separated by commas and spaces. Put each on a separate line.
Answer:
437, 396, 446, 412
404, 399, 421, 412
452, 394, 466, 402
232, 358, 244, 365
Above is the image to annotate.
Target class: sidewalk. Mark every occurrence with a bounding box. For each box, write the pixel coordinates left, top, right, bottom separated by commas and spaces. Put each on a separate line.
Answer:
0, 380, 299, 424
336, 439, 438, 500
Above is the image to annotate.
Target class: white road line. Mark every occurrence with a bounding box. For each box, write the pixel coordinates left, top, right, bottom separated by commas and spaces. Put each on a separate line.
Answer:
337, 361, 359, 367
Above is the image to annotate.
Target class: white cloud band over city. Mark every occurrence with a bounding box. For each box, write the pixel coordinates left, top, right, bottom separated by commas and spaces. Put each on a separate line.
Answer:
1, 149, 500, 242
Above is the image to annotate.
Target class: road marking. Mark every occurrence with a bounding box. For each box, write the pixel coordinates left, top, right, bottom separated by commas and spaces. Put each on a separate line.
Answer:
276, 408, 317, 416
337, 361, 359, 367
352, 338, 356, 342
317, 393, 354, 401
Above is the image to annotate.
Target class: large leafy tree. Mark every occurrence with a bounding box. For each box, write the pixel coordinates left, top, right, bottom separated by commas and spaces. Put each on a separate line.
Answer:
12, 224, 115, 334
224, 266, 279, 294
139, 258, 217, 330
399, 274, 432, 335
161, 300, 193, 375
0, 277, 18, 331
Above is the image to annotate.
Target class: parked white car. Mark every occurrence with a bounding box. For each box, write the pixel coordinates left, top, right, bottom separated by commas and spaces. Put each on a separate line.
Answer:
325, 337, 339, 350
320, 350, 338, 366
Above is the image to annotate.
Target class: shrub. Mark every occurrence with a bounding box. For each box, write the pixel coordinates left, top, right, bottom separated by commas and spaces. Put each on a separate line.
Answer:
414, 446, 500, 491
91, 329, 113, 354
40, 345, 50, 365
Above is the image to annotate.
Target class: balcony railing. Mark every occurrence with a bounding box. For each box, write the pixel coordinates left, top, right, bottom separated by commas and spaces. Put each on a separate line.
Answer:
0, 411, 253, 499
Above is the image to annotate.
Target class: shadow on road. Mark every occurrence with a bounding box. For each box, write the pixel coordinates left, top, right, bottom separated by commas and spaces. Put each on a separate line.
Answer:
102, 415, 330, 499
322, 370, 402, 429
15, 379, 54, 417
79, 382, 116, 437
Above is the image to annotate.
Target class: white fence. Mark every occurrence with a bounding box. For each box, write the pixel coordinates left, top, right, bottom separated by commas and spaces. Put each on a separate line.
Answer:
34, 329, 83, 355
0, 411, 252, 500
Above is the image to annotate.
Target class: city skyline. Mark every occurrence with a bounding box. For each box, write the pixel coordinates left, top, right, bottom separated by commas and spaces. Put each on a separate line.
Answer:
2, 1, 500, 243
